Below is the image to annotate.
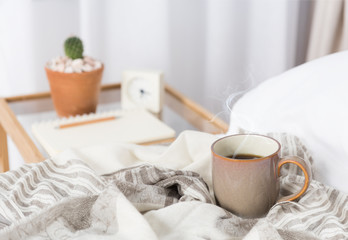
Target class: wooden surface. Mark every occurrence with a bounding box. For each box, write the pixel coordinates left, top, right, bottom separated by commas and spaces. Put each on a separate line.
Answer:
165, 85, 229, 133
0, 98, 45, 165
0, 123, 9, 172
5, 83, 121, 103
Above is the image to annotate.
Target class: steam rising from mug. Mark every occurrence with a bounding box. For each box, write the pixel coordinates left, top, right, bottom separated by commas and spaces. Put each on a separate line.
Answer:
225, 88, 257, 135
223, 72, 259, 156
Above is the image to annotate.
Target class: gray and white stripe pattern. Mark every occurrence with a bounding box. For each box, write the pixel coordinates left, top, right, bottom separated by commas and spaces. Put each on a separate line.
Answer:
268, 176, 348, 239
0, 159, 105, 227
104, 164, 214, 212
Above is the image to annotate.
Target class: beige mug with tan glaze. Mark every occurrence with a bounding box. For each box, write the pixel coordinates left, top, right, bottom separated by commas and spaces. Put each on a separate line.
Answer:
211, 134, 311, 218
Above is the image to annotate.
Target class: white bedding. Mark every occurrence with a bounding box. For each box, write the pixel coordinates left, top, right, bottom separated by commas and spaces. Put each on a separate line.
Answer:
0, 131, 347, 239
228, 51, 348, 193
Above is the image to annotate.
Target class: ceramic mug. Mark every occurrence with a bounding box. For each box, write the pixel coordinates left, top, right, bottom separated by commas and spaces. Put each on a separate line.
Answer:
211, 134, 311, 218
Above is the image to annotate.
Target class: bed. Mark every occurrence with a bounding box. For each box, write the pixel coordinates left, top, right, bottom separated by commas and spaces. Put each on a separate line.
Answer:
0, 51, 348, 239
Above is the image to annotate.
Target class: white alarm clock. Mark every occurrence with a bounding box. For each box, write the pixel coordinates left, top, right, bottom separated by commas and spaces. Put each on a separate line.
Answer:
121, 70, 164, 113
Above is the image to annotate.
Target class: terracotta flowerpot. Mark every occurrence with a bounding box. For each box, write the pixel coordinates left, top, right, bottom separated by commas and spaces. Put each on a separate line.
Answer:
45, 65, 104, 117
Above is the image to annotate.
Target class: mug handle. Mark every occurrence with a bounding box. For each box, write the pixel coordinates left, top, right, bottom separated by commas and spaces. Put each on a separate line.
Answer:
276, 156, 312, 203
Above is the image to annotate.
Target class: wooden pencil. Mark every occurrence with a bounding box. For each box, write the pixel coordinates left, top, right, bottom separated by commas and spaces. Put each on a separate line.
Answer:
59, 116, 116, 129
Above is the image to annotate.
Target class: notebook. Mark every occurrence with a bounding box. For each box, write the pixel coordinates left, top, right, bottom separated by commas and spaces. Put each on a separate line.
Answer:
32, 109, 176, 156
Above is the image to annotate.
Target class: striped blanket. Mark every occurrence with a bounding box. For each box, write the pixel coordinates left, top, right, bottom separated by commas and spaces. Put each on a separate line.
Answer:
0, 131, 347, 239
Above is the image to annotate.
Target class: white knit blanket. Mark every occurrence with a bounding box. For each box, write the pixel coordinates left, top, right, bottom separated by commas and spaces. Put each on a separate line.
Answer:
0, 131, 347, 239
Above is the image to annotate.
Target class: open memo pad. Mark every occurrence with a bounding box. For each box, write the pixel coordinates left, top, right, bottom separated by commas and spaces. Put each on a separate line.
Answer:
32, 109, 176, 156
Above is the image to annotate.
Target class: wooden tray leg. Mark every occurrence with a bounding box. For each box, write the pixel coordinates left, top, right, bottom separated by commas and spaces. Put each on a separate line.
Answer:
0, 124, 9, 172
0, 98, 44, 164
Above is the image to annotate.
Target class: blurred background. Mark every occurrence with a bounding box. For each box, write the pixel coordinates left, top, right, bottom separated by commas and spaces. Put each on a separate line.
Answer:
0, 0, 346, 121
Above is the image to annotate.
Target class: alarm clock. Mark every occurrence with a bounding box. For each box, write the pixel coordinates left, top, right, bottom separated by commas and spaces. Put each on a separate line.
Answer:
121, 70, 164, 113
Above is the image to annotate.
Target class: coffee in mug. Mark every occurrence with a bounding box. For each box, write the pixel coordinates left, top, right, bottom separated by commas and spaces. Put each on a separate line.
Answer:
225, 153, 263, 160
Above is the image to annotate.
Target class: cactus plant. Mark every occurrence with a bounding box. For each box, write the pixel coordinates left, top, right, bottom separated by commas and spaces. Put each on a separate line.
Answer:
64, 36, 84, 60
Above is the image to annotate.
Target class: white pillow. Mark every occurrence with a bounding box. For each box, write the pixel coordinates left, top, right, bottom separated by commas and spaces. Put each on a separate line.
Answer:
228, 51, 348, 193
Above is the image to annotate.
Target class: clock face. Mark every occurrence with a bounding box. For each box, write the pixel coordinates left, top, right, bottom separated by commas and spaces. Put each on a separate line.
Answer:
127, 77, 153, 106
121, 70, 164, 113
